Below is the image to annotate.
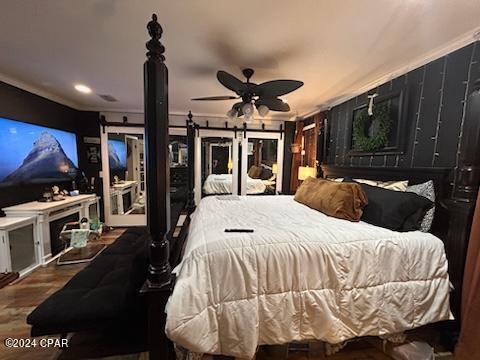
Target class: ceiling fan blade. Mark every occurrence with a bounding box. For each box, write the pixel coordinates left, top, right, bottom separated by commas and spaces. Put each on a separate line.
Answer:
217, 71, 247, 94
191, 95, 239, 101
254, 80, 303, 97
256, 98, 290, 112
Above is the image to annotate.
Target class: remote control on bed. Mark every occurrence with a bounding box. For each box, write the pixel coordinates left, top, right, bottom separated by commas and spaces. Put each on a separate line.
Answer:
224, 229, 254, 233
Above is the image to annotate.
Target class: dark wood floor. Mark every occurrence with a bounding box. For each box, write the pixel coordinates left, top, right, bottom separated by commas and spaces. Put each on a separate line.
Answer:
0, 227, 451, 360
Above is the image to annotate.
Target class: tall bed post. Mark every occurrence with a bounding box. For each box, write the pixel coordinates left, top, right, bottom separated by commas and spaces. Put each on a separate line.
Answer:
186, 111, 196, 214
142, 14, 174, 359
446, 77, 480, 325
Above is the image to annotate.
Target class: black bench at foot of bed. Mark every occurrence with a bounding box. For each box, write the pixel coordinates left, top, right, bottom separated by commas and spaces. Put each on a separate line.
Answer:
27, 201, 187, 338
27, 227, 150, 337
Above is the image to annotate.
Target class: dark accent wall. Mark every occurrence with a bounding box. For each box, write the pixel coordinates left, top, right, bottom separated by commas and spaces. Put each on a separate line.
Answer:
0, 81, 101, 212
282, 121, 295, 193
76, 110, 104, 212
326, 41, 480, 169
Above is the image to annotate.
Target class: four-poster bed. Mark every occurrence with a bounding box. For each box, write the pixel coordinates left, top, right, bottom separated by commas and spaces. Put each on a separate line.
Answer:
17, 11, 478, 360
141, 14, 479, 360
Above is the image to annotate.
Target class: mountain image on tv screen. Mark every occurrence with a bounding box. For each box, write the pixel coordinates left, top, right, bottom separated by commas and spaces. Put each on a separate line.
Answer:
0, 117, 79, 185
108, 139, 127, 171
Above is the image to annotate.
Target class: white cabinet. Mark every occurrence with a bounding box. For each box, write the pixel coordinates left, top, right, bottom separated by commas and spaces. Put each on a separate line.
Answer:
2, 194, 99, 264
0, 217, 40, 277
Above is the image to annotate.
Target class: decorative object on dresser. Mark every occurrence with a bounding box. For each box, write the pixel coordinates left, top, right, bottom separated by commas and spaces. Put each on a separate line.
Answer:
2, 194, 99, 264
0, 216, 39, 278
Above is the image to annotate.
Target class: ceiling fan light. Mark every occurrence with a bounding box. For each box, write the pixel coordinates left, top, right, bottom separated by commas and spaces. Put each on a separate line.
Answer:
226, 108, 238, 119
257, 105, 269, 117
244, 114, 254, 123
242, 103, 254, 117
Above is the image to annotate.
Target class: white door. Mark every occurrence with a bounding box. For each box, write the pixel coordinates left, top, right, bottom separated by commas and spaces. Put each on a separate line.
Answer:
194, 130, 239, 205
241, 132, 284, 195
101, 126, 146, 227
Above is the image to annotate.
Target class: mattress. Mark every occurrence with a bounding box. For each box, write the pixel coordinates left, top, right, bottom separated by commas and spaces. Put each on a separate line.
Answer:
166, 196, 452, 358
202, 174, 266, 194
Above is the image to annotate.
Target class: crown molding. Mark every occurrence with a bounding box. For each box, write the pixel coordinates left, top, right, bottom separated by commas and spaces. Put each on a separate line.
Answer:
298, 27, 480, 119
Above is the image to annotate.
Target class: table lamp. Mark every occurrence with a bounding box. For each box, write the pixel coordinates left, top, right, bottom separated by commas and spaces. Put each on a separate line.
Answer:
271, 163, 278, 174
298, 166, 316, 181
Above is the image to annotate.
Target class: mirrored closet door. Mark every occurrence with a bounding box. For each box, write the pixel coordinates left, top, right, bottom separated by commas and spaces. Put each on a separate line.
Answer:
240, 132, 283, 195
169, 128, 188, 205
101, 126, 146, 226
195, 130, 239, 205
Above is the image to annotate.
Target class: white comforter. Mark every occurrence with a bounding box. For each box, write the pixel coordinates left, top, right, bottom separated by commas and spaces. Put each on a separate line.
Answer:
203, 174, 267, 194
166, 196, 452, 358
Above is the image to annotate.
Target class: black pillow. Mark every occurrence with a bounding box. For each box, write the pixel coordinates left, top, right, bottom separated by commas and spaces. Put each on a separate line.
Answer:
343, 178, 433, 231
260, 166, 273, 180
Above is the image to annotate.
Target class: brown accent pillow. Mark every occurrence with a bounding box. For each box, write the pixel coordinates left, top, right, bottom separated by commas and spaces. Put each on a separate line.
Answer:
247, 165, 262, 179
294, 177, 368, 222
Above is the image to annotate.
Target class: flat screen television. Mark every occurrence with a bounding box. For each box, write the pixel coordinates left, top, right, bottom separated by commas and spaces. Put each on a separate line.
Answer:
108, 139, 127, 171
0, 117, 79, 186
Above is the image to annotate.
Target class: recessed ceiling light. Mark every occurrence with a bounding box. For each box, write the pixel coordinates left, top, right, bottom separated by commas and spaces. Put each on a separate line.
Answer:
74, 84, 92, 94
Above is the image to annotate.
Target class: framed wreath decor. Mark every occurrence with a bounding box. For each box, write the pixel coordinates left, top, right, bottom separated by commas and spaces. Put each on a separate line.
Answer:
352, 103, 391, 152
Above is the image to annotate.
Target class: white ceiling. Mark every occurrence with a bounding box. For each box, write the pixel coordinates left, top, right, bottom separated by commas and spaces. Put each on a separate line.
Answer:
1, 0, 480, 120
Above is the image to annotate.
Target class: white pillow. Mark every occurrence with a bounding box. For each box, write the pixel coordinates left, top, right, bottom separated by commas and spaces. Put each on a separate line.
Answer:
406, 180, 435, 232
354, 178, 409, 191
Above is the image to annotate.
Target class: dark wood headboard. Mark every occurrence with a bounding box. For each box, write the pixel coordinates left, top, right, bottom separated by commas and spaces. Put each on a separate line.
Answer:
321, 165, 452, 230
321, 165, 473, 325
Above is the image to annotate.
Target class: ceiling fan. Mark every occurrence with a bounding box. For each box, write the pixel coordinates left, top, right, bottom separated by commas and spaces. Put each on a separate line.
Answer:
191, 68, 303, 120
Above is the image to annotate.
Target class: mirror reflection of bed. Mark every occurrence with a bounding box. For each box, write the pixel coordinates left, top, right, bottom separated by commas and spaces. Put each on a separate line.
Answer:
245, 138, 278, 195
108, 133, 145, 215
201, 136, 279, 196
170, 135, 188, 203
201, 136, 234, 196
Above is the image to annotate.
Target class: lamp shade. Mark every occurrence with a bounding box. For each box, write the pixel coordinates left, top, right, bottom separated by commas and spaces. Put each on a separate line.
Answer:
257, 105, 269, 117
227, 158, 233, 172
242, 103, 254, 117
227, 108, 238, 119
271, 163, 278, 174
298, 166, 316, 181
